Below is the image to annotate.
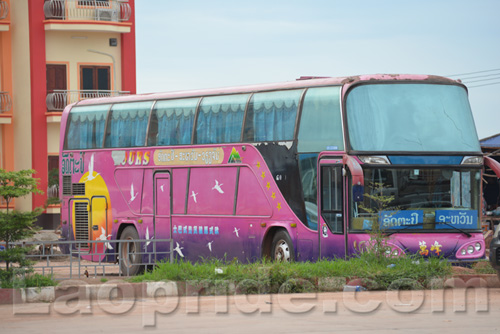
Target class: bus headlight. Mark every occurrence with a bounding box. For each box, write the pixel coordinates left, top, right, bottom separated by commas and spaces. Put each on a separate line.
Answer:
358, 156, 390, 164
457, 241, 485, 259
461, 156, 483, 165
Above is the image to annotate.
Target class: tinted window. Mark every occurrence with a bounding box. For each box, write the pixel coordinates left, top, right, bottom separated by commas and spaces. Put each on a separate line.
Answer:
104, 101, 153, 148
243, 89, 303, 142
321, 166, 343, 233
298, 86, 343, 152
66, 104, 110, 149
298, 154, 318, 230
196, 94, 248, 144
148, 98, 198, 146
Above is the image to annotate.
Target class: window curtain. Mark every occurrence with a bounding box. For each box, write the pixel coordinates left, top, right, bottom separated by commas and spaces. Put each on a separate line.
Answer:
105, 102, 152, 148
196, 94, 248, 144
66, 105, 109, 149
153, 98, 198, 146
247, 89, 302, 142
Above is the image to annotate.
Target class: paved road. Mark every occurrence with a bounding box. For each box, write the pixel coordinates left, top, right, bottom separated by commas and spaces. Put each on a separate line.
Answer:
2, 289, 499, 333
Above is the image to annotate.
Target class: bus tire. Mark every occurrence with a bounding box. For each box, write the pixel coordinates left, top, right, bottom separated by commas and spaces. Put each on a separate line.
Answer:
271, 230, 294, 262
119, 226, 143, 276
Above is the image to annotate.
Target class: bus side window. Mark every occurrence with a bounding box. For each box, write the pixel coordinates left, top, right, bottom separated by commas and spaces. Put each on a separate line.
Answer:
105, 101, 153, 148
65, 105, 110, 150
243, 89, 303, 142
298, 154, 319, 230
150, 98, 198, 146
321, 166, 343, 234
195, 94, 248, 144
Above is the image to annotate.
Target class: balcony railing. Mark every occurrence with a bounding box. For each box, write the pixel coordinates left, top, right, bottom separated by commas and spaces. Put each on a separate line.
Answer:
46, 89, 130, 111
44, 0, 131, 22
0, 91, 11, 113
0, 1, 9, 20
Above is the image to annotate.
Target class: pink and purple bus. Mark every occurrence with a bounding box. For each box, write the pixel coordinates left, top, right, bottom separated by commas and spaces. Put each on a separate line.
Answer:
59, 74, 496, 275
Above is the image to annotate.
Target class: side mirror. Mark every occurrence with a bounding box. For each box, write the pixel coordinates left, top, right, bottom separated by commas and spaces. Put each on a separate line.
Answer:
344, 155, 364, 202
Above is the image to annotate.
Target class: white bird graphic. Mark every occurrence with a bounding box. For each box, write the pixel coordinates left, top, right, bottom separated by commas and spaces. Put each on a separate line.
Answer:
212, 180, 224, 194
97, 227, 113, 250
191, 191, 198, 203
84, 153, 100, 182
129, 183, 138, 204
173, 242, 184, 257
207, 241, 214, 252
160, 185, 164, 192
233, 227, 240, 238
143, 227, 153, 250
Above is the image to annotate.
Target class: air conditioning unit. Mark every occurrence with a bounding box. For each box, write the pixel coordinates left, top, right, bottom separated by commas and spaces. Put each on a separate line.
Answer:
96, 8, 118, 22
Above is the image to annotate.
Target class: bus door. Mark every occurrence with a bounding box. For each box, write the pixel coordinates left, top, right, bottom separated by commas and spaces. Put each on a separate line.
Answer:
90, 196, 109, 261
154, 171, 172, 256
318, 158, 347, 259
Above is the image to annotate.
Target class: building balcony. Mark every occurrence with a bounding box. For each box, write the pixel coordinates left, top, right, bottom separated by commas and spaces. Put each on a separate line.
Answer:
46, 89, 129, 112
0, 91, 12, 124
43, 0, 132, 33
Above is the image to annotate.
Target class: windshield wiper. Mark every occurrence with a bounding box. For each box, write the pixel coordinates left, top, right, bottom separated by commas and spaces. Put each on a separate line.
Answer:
382, 221, 472, 237
433, 221, 472, 237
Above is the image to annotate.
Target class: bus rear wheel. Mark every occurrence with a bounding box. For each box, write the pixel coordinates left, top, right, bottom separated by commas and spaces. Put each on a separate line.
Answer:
119, 226, 143, 276
271, 230, 294, 262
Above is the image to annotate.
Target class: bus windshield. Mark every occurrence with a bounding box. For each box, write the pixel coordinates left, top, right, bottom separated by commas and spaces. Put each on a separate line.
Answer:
351, 168, 482, 232
345, 84, 481, 152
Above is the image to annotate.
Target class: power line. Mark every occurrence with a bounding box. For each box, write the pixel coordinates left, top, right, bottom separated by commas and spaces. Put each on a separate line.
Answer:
447, 68, 500, 77
459, 73, 500, 81
462, 76, 500, 84
467, 81, 500, 88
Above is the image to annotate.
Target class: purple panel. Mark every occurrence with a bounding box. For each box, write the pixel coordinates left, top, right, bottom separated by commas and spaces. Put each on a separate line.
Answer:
172, 169, 188, 214
114, 169, 144, 214
188, 167, 237, 215
156, 174, 171, 216
236, 167, 272, 216
141, 169, 153, 214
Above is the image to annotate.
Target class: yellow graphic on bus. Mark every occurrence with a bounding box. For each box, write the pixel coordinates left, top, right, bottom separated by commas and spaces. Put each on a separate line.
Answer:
73, 170, 112, 256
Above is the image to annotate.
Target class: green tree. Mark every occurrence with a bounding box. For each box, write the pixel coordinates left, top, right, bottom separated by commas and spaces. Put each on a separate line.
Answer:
0, 169, 43, 273
358, 182, 398, 261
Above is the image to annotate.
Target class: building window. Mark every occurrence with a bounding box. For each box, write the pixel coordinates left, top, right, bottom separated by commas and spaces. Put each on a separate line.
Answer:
46, 64, 67, 111
80, 66, 110, 91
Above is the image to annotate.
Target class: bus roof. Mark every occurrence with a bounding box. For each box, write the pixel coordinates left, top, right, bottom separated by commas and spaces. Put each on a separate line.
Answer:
74, 74, 462, 107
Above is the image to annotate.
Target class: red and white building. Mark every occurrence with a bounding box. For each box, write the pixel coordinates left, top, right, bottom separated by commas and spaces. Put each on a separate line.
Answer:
1, 0, 136, 227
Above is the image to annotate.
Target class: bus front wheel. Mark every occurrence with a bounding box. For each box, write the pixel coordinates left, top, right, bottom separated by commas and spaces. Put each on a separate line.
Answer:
271, 230, 294, 262
119, 226, 143, 276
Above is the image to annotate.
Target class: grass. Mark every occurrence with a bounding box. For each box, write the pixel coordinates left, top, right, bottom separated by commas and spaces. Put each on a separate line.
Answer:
130, 252, 454, 293
472, 260, 498, 274
0, 269, 58, 289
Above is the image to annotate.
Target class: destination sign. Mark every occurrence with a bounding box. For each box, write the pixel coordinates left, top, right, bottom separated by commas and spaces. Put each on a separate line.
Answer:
379, 210, 423, 229
435, 210, 477, 229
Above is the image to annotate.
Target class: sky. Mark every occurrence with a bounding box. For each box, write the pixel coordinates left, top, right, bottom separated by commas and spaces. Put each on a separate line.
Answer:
135, 0, 500, 140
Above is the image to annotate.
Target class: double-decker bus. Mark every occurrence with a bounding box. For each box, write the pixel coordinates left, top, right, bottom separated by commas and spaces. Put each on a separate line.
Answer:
59, 74, 500, 275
